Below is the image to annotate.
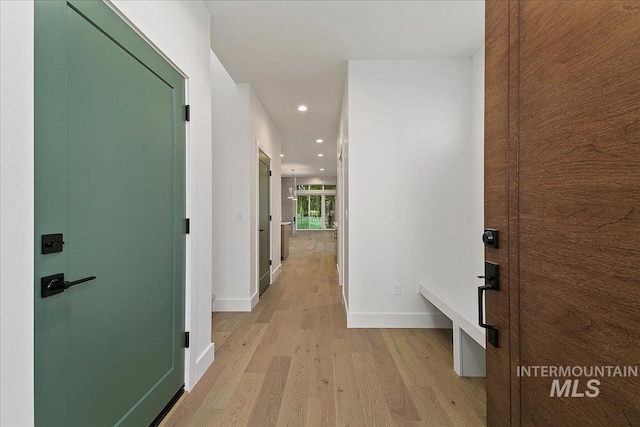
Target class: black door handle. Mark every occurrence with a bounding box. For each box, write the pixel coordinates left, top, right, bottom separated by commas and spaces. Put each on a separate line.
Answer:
48, 276, 96, 290
260, 228, 264, 232
478, 261, 500, 348
41, 273, 96, 298
478, 284, 499, 348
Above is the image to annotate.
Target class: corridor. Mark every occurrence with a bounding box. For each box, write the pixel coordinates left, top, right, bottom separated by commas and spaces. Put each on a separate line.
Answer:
163, 231, 486, 426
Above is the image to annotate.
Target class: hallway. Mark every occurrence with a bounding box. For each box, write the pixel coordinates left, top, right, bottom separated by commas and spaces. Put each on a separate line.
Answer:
164, 231, 485, 426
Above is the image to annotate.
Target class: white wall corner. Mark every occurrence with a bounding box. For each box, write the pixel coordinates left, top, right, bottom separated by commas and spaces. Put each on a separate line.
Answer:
250, 291, 259, 310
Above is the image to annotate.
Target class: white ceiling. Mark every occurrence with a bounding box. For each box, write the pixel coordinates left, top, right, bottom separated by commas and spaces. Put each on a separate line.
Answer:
204, 1, 484, 177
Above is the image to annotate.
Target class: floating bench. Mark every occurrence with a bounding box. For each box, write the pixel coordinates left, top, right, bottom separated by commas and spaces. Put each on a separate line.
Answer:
419, 281, 486, 377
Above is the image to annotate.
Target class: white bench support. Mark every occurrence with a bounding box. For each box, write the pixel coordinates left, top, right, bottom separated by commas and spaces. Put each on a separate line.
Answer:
419, 282, 486, 378
453, 323, 486, 377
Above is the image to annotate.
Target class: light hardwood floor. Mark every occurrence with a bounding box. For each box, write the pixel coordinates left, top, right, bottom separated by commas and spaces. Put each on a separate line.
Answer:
163, 230, 486, 426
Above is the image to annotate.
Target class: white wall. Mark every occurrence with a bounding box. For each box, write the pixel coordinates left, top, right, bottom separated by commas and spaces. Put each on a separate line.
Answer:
210, 55, 282, 311
471, 45, 485, 278
250, 88, 283, 297
346, 58, 483, 328
211, 51, 253, 311
0, 1, 35, 425
1, 2, 214, 422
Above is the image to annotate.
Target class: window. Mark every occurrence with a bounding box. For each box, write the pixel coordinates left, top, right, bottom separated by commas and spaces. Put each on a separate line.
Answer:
323, 185, 336, 190
296, 194, 336, 230
310, 185, 323, 190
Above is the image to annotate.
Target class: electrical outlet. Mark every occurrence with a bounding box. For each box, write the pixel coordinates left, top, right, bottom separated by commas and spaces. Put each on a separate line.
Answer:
394, 283, 402, 295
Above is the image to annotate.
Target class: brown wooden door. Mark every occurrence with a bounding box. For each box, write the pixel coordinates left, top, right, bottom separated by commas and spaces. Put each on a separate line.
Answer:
485, 1, 640, 425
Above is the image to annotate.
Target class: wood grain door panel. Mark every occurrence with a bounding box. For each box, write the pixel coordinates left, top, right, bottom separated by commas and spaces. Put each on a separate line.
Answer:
518, 2, 640, 424
486, 1, 640, 425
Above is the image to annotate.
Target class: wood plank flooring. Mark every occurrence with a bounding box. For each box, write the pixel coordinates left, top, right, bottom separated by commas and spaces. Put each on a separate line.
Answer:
163, 230, 486, 426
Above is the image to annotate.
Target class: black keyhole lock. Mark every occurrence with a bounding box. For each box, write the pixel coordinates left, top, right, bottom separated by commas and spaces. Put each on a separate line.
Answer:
42, 233, 65, 254
482, 229, 499, 249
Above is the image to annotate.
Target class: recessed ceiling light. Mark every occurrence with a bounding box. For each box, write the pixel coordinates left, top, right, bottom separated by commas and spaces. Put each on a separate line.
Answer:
280, 154, 284, 157
297, 105, 308, 112
320, 168, 325, 171
318, 154, 324, 157
316, 139, 323, 143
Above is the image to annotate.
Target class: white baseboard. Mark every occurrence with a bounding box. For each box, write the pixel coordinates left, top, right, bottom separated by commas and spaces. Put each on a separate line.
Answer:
195, 342, 215, 384
271, 263, 282, 282
250, 291, 259, 309
346, 311, 452, 329
213, 298, 252, 312
342, 290, 349, 315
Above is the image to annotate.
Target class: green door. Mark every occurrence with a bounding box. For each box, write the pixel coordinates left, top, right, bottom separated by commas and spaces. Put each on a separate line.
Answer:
34, 1, 186, 426
258, 150, 271, 295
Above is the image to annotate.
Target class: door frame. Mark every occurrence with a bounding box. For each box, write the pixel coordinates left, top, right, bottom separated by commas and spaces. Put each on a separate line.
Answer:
253, 140, 277, 305
258, 148, 271, 295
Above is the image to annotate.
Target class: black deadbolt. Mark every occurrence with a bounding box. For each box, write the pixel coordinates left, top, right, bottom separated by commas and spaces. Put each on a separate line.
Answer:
42, 233, 65, 254
482, 229, 499, 248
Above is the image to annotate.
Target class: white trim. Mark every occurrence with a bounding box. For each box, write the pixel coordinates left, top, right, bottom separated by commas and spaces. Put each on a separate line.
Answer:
250, 291, 260, 310
252, 139, 259, 303
103, 1, 187, 78
346, 311, 452, 329
213, 298, 254, 312
342, 290, 349, 315
271, 263, 282, 282
194, 343, 215, 384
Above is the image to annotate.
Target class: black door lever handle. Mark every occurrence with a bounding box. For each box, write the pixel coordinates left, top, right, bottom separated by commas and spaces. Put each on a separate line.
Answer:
41, 273, 96, 298
47, 276, 96, 290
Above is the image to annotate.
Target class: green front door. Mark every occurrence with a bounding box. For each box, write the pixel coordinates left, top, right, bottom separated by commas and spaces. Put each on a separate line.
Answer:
34, 1, 186, 425
258, 150, 271, 295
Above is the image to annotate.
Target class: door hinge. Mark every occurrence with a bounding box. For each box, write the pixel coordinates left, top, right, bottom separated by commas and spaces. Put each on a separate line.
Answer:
269, 260, 272, 266
185, 218, 190, 234
185, 332, 190, 348
269, 215, 272, 221
269, 170, 272, 177
185, 105, 191, 122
